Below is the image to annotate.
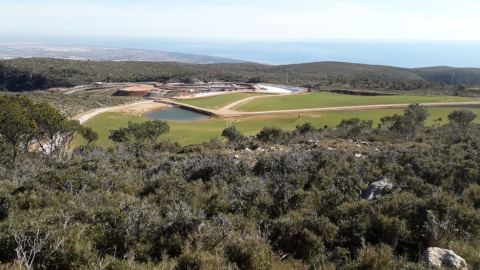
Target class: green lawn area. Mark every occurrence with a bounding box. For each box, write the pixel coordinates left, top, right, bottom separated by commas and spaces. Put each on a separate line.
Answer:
78, 107, 480, 146
234, 92, 478, 112
175, 92, 267, 109
79, 112, 227, 146
77, 112, 148, 146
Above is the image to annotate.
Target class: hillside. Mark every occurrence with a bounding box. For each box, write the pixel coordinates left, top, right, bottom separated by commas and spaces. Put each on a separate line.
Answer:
1, 58, 480, 92
276, 62, 426, 81
413, 66, 480, 85
2, 95, 480, 269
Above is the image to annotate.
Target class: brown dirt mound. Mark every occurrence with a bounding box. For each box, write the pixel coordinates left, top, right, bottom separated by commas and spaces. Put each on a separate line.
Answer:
110, 101, 168, 116
112, 84, 155, 97
113, 89, 152, 97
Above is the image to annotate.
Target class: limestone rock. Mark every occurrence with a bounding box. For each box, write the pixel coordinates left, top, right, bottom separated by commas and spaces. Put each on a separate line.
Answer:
361, 178, 393, 200
421, 247, 467, 269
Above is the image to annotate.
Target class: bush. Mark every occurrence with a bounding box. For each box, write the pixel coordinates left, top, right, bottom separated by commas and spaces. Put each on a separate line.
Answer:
256, 126, 285, 143
224, 237, 272, 270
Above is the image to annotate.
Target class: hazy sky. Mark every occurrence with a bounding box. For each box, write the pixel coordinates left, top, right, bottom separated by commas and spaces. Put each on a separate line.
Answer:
2, 0, 480, 41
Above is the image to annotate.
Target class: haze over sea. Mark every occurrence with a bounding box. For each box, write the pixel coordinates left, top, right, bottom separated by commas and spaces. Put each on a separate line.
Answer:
2, 36, 480, 68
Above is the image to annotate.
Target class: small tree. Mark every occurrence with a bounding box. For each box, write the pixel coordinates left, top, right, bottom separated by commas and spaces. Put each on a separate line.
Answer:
221, 126, 246, 143
32, 103, 84, 158
109, 127, 130, 143
378, 114, 402, 131
0, 96, 94, 162
448, 108, 477, 136
336, 118, 373, 140
132, 120, 170, 144
0, 96, 37, 162
256, 126, 284, 143
79, 126, 98, 145
295, 122, 315, 135
393, 103, 429, 141
109, 120, 169, 144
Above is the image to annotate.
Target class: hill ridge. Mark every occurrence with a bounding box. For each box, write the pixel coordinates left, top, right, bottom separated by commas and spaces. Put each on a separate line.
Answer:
1, 58, 480, 91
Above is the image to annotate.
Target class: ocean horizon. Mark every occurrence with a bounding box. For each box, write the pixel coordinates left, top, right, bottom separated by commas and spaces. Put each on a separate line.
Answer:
1, 35, 480, 68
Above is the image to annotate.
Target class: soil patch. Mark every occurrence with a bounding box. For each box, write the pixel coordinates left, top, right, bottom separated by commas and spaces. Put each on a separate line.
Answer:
113, 84, 156, 97
110, 101, 168, 116
301, 114, 324, 118
327, 89, 395, 96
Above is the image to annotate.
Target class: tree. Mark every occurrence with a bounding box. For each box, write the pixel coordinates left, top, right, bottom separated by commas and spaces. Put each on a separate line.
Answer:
0, 96, 95, 162
378, 114, 402, 131
256, 126, 285, 143
109, 120, 169, 144
295, 122, 315, 135
79, 126, 98, 145
394, 103, 429, 141
31, 102, 81, 158
336, 118, 373, 140
0, 96, 37, 162
448, 108, 477, 135
109, 126, 132, 143
221, 126, 246, 143
130, 120, 169, 144
51, 120, 84, 159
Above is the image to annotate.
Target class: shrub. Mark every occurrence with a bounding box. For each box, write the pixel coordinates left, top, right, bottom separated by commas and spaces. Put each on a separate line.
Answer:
224, 237, 272, 270
256, 126, 285, 143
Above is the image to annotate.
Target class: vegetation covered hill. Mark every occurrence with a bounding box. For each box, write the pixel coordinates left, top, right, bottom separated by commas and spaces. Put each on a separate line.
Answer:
2, 97, 480, 269
1, 58, 480, 92
0, 90, 139, 118
413, 66, 480, 85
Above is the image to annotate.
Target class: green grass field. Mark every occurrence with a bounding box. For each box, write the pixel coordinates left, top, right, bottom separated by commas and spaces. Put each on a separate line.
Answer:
79, 112, 227, 146
79, 107, 480, 146
77, 112, 147, 146
175, 92, 267, 109
234, 92, 478, 112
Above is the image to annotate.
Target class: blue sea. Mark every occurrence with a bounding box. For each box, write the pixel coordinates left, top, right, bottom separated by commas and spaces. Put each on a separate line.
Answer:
2, 35, 480, 68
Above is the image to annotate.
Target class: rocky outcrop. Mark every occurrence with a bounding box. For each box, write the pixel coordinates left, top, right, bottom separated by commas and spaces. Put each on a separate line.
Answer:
361, 178, 393, 200
421, 247, 467, 269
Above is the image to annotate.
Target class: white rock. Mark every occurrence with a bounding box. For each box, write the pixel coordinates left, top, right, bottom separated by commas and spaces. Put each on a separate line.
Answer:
361, 178, 393, 200
421, 247, 467, 269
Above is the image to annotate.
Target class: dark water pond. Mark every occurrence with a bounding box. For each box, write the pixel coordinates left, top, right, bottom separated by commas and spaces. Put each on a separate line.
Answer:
145, 107, 209, 121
